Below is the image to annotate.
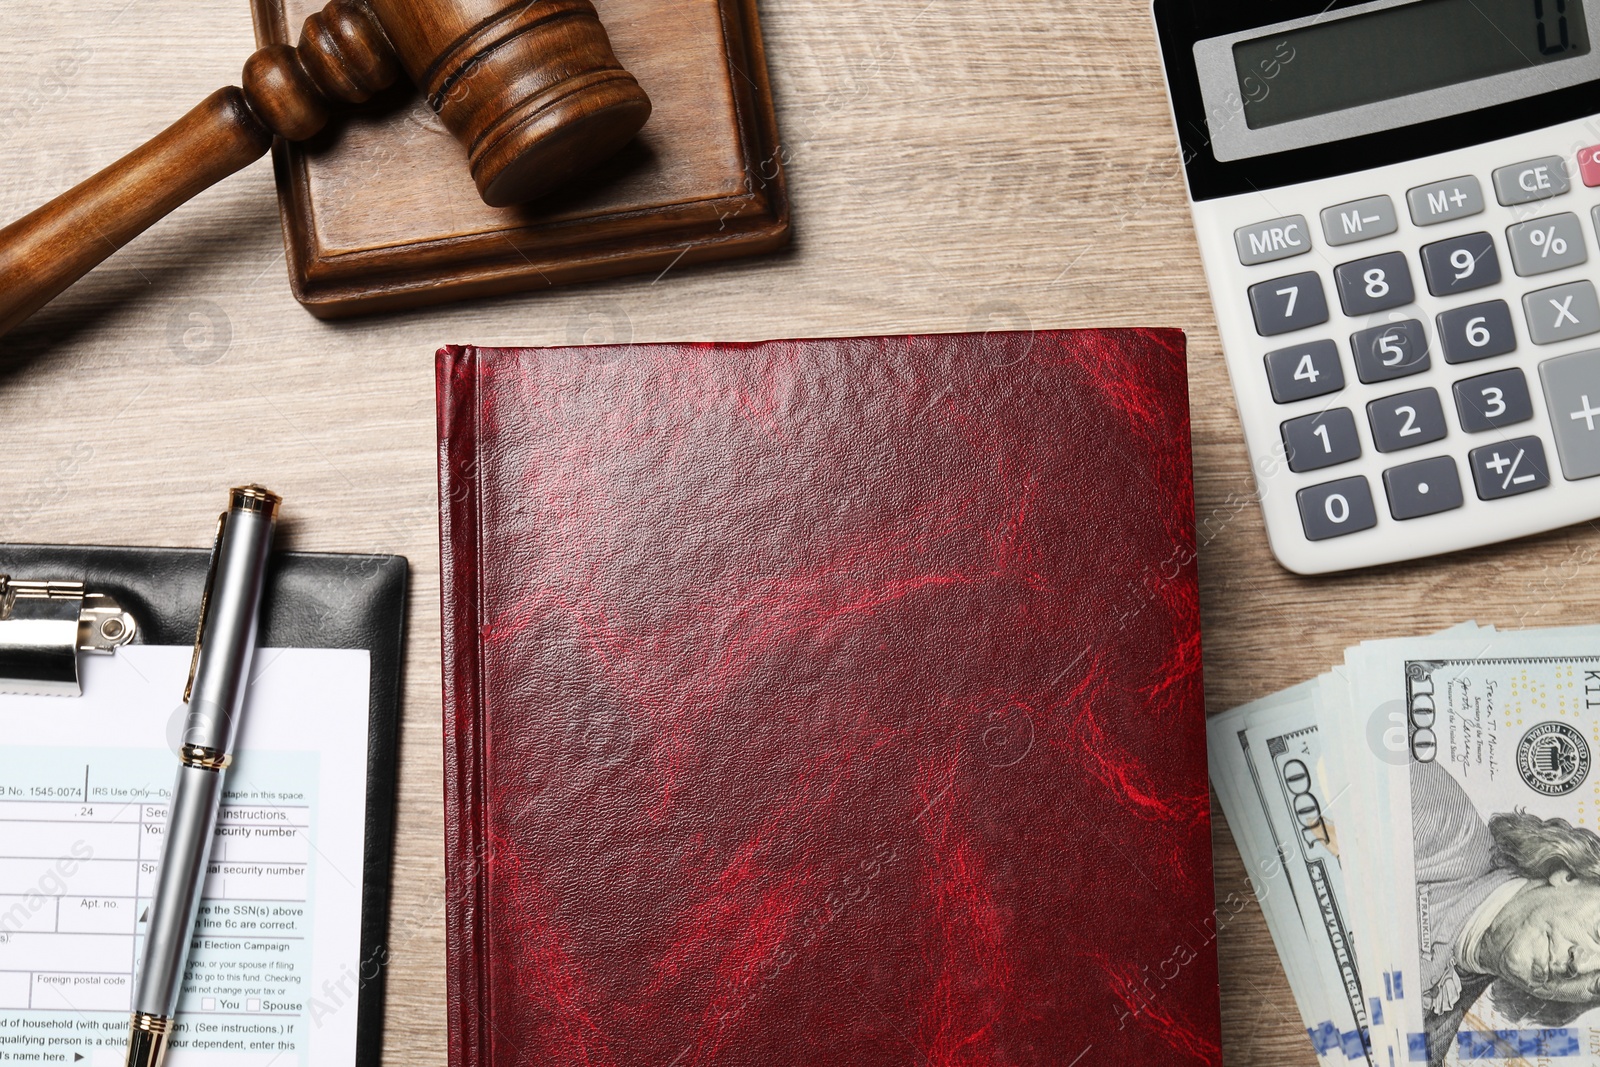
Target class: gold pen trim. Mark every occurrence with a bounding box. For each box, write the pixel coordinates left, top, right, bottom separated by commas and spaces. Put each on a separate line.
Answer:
179, 744, 232, 771
230, 484, 282, 519
125, 1012, 174, 1067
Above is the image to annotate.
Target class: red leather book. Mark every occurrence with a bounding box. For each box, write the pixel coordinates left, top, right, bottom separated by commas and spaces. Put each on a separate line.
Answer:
437, 332, 1219, 1067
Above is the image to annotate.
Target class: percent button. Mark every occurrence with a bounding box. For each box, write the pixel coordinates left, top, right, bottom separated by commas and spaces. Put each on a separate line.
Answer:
1508, 213, 1588, 277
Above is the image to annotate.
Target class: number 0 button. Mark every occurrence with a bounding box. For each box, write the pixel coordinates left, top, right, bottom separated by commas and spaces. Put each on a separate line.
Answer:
1281, 408, 1361, 472
1298, 477, 1378, 541
1264, 340, 1344, 403
1250, 272, 1329, 337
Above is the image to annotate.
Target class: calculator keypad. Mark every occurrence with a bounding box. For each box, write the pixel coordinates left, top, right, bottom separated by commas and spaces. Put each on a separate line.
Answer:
1264, 341, 1344, 403
1522, 280, 1600, 345
1383, 456, 1463, 520
1282, 409, 1361, 473
1539, 349, 1600, 480
1250, 272, 1329, 336
1420, 232, 1501, 296
1367, 388, 1447, 453
1436, 300, 1517, 364
1452, 369, 1533, 433
1507, 213, 1588, 277
1335, 252, 1413, 316
1351, 320, 1430, 383
1222, 139, 1600, 558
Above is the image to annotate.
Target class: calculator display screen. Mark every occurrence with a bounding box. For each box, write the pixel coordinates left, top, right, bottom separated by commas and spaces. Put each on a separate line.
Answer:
1235, 0, 1590, 130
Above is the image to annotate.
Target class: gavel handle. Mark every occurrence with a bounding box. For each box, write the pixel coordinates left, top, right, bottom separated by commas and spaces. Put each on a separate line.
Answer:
0, 89, 271, 338
0, 0, 398, 341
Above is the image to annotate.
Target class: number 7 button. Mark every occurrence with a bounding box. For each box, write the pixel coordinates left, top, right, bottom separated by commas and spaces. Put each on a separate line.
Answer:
1249, 272, 1329, 336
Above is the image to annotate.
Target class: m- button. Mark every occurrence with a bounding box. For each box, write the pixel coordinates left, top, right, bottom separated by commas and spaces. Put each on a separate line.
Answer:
1540, 348, 1600, 479
1235, 215, 1312, 266
1320, 196, 1398, 246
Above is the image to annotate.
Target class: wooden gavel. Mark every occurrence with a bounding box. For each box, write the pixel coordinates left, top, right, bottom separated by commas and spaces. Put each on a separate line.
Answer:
0, 0, 651, 339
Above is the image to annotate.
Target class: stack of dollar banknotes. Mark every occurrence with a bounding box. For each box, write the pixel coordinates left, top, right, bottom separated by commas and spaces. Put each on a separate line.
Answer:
1212, 623, 1600, 1067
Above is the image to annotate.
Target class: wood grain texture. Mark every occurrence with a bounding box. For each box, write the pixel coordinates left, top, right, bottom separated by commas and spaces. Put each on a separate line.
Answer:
5, 2, 1590, 1065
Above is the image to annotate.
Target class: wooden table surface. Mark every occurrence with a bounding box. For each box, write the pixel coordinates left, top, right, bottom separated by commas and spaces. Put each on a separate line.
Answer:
4, 1, 1589, 1064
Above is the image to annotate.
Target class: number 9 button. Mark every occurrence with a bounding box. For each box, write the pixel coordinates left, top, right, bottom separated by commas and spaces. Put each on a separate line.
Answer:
1420, 232, 1500, 296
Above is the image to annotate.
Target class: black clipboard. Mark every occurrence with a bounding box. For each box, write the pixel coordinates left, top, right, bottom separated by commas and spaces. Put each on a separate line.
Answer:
0, 543, 407, 1067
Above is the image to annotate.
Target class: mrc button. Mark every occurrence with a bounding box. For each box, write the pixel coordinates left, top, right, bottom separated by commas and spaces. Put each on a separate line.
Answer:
1235, 215, 1311, 266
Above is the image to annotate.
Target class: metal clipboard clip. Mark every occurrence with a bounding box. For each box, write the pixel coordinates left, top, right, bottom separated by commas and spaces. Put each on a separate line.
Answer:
0, 575, 138, 696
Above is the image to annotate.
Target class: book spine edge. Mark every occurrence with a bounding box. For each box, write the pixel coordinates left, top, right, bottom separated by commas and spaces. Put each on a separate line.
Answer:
436, 345, 489, 1067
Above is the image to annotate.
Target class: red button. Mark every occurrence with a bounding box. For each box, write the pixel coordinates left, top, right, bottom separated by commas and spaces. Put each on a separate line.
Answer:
1579, 145, 1600, 187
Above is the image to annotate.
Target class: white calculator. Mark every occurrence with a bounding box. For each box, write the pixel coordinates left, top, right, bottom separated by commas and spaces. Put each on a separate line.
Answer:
1155, 0, 1600, 574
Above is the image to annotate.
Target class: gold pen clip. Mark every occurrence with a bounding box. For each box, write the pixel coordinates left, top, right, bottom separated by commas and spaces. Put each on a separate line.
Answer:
183, 511, 228, 705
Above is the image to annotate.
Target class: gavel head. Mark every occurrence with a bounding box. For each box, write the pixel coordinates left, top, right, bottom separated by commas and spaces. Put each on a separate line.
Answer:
365, 0, 651, 206
272, 0, 652, 207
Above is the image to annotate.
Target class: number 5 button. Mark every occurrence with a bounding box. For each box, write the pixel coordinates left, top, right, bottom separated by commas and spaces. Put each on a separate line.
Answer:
1249, 272, 1329, 337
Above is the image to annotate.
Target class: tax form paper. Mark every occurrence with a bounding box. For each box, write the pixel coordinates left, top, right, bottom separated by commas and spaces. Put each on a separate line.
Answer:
0, 646, 369, 1067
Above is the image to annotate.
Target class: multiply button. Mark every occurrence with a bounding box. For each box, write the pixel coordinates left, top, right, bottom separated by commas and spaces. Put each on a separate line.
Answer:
1407, 176, 1484, 226
1236, 215, 1312, 266
1540, 349, 1600, 479
1493, 156, 1570, 206
1469, 437, 1551, 500
1523, 280, 1600, 345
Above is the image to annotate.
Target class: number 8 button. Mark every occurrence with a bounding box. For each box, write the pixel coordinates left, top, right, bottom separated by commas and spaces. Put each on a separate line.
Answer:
1335, 252, 1414, 316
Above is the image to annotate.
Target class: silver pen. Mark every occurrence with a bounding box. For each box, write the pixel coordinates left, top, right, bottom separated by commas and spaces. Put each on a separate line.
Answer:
126, 485, 281, 1067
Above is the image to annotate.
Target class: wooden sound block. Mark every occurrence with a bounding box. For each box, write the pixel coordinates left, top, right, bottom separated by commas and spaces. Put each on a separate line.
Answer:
248, 0, 788, 319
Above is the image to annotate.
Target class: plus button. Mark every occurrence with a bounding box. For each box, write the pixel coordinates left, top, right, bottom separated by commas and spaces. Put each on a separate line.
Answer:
1573, 395, 1600, 431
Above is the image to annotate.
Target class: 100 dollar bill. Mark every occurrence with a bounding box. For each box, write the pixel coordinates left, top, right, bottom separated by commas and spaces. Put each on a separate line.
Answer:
1347, 633, 1600, 1066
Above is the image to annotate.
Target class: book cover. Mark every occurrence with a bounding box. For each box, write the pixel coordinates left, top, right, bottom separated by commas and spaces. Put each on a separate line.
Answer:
437, 331, 1219, 1067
